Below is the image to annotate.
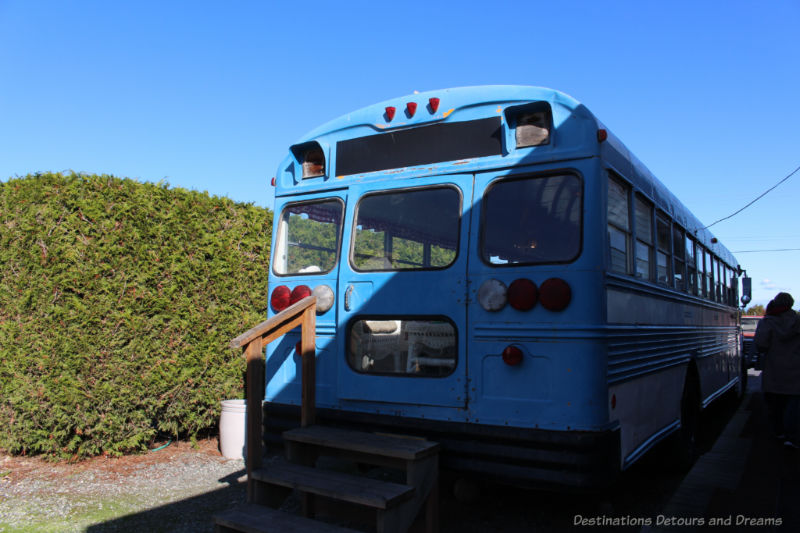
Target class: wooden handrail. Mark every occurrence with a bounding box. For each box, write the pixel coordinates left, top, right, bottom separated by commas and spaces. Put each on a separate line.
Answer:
231, 295, 317, 503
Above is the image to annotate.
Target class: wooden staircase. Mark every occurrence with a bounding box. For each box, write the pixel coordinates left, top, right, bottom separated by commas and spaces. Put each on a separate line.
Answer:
214, 297, 440, 532
214, 425, 440, 533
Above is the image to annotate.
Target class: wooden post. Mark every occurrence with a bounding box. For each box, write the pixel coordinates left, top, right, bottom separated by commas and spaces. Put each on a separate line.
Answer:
229, 296, 317, 504
245, 336, 263, 504
301, 305, 316, 427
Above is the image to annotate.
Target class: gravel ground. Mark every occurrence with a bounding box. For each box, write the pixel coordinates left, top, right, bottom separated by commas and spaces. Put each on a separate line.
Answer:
1, 387, 743, 533
0, 439, 247, 533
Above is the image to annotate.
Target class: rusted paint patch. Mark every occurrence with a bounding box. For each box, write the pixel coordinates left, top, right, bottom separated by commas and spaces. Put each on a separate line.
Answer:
496, 105, 503, 113
443, 108, 455, 118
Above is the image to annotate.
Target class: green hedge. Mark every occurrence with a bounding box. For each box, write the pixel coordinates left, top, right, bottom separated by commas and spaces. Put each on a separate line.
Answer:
0, 172, 272, 459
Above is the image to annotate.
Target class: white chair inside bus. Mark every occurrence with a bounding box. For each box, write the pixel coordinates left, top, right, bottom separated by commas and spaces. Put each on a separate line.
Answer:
356, 319, 406, 372
405, 321, 456, 373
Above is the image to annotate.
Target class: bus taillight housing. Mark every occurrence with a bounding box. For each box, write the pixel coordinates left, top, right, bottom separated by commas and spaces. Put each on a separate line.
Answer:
502, 345, 524, 366
507, 279, 538, 311
289, 285, 312, 305
539, 278, 571, 311
270, 285, 291, 312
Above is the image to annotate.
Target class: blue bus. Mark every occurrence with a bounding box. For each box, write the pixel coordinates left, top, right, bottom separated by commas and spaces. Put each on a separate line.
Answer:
263, 86, 745, 489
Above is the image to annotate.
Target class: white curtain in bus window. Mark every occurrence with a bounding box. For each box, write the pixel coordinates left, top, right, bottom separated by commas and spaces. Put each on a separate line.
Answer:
352, 187, 460, 271
348, 319, 456, 376
482, 174, 582, 265
634, 196, 653, 280
607, 176, 630, 274
274, 200, 343, 275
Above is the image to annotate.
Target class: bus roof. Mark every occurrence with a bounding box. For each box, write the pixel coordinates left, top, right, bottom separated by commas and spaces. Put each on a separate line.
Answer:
277, 85, 739, 269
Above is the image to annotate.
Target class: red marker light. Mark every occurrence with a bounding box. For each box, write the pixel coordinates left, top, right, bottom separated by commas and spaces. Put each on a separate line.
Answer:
539, 278, 572, 311
270, 285, 291, 312
406, 102, 417, 117
597, 129, 608, 143
429, 97, 440, 113
270, 177, 276, 186
289, 285, 312, 305
507, 278, 538, 311
385, 106, 396, 121
502, 345, 524, 366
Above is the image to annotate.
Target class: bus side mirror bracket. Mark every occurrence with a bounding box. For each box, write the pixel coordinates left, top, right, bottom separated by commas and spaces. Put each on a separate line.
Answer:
741, 276, 752, 307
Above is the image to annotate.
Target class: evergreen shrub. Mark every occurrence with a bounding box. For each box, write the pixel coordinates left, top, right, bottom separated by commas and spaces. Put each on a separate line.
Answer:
0, 172, 272, 459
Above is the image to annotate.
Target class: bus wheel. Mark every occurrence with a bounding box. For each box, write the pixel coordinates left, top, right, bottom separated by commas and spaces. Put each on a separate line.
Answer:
672, 374, 700, 471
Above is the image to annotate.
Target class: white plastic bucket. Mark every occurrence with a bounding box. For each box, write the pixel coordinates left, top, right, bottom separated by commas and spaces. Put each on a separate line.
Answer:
219, 399, 247, 460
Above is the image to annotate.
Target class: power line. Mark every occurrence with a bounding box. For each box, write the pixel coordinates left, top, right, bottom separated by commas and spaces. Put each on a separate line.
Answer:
702, 163, 800, 230
732, 248, 800, 253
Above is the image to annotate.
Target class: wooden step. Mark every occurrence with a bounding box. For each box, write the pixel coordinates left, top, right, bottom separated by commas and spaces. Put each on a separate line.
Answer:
251, 458, 414, 509
214, 503, 358, 533
282, 425, 440, 461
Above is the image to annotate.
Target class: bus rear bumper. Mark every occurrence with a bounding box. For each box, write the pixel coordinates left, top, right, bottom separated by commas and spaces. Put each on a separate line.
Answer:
262, 403, 620, 491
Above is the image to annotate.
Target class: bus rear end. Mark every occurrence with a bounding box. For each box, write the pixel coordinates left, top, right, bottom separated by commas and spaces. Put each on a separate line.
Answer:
264, 86, 620, 489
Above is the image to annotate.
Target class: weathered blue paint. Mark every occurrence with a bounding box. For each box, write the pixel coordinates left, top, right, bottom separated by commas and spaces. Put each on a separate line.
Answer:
264, 86, 743, 487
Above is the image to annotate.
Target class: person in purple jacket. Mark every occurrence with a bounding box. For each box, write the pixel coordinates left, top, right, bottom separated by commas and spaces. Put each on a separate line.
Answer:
755, 292, 800, 448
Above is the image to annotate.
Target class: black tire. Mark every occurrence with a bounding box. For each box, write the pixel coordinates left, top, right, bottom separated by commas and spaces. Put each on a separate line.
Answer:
672, 373, 701, 471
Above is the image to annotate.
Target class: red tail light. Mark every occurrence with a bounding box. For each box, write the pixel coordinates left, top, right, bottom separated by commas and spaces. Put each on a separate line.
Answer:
270, 285, 291, 312
502, 345, 524, 366
385, 106, 396, 121
429, 97, 440, 113
507, 278, 538, 311
539, 278, 571, 311
406, 102, 417, 117
289, 285, 312, 305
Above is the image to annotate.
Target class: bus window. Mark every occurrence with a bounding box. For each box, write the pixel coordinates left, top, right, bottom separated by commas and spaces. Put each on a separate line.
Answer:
673, 226, 685, 290
607, 174, 630, 274
686, 236, 697, 295
656, 215, 671, 285
273, 199, 343, 275
348, 318, 456, 376
352, 187, 460, 271
634, 196, 653, 280
482, 174, 582, 265
697, 246, 705, 297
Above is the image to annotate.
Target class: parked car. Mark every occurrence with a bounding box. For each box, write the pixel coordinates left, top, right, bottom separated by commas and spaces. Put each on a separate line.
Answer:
741, 315, 763, 369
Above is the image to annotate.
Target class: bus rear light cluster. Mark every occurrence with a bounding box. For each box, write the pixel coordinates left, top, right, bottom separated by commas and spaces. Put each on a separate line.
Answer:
539, 278, 572, 311
507, 278, 538, 311
289, 285, 312, 305
385, 98, 442, 122
270, 284, 335, 315
478, 278, 571, 312
270, 285, 291, 312
502, 345, 524, 366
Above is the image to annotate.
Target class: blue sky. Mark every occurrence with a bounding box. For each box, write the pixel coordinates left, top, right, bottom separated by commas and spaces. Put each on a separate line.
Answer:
1, 0, 798, 307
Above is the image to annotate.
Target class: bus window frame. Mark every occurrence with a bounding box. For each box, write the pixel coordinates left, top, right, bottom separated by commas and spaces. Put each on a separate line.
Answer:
607, 172, 632, 275
479, 170, 584, 268
345, 314, 459, 378
349, 184, 464, 273
272, 196, 345, 277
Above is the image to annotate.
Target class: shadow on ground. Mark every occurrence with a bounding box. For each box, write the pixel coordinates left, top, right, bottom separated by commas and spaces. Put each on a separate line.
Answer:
84, 390, 743, 533
85, 470, 247, 533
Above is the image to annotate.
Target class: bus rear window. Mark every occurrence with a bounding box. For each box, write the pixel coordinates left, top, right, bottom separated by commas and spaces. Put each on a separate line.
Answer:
481, 174, 582, 265
352, 187, 460, 271
273, 199, 343, 275
349, 318, 456, 376
336, 117, 502, 176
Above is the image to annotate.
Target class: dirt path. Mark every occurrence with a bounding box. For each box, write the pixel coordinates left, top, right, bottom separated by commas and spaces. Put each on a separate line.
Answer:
0, 439, 246, 532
